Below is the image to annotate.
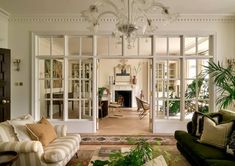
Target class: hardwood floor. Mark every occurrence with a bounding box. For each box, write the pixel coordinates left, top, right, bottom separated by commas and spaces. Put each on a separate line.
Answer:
97, 108, 151, 135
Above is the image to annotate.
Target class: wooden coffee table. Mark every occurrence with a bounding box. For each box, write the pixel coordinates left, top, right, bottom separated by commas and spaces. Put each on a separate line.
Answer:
0, 151, 18, 166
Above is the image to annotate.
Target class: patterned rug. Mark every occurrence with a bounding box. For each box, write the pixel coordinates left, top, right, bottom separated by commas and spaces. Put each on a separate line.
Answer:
66, 145, 190, 166
80, 134, 176, 145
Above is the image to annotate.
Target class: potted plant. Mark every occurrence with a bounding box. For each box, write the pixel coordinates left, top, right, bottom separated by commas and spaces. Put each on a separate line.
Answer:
204, 61, 235, 108
92, 139, 153, 166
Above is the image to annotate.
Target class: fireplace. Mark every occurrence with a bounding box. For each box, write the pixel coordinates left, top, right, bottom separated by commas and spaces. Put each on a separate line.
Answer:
115, 90, 132, 107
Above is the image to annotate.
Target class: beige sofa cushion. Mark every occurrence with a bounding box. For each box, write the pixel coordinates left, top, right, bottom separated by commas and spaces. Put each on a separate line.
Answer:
8, 114, 35, 141
199, 117, 233, 149
0, 121, 17, 142
43, 134, 81, 162
26, 117, 57, 146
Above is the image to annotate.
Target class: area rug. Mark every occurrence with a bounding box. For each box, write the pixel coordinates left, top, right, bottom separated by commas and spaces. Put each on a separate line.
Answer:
66, 145, 190, 166
80, 134, 176, 145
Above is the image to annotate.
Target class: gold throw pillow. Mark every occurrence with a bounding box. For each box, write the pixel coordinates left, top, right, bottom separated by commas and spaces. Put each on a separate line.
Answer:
26, 117, 57, 146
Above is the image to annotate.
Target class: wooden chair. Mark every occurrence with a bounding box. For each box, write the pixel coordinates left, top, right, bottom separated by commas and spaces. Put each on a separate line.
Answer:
109, 95, 124, 112
135, 97, 150, 119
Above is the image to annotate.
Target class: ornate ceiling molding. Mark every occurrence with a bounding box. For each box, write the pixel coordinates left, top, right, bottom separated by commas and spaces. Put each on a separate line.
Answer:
8, 14, 235, 23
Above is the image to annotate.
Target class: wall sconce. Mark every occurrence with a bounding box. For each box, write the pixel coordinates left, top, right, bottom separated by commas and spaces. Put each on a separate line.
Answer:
13, 59, 21, 71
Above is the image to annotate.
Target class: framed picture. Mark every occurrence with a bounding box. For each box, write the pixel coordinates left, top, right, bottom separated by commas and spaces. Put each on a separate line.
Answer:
45, 60, 63, 89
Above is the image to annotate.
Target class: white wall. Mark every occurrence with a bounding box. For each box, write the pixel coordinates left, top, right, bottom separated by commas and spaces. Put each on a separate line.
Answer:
7, 15, 235, 119
0, 9, 8, 48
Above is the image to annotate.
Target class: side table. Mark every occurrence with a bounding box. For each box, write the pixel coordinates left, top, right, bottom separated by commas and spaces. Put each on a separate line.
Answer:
0, 151, 18, 166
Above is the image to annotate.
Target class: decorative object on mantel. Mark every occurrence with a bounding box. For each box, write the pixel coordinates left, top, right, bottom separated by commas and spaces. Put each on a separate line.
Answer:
115, 59, 132, 84
81, 0, 178, 49
132, 63, 141, 84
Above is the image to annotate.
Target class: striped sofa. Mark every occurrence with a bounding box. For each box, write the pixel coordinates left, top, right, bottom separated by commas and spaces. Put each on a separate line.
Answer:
0, 119, 81, 166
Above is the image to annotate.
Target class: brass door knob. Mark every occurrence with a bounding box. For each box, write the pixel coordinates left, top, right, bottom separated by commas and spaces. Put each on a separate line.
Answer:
1, 99, 10, 104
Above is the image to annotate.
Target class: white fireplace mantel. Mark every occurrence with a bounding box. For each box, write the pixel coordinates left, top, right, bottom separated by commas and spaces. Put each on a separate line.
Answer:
109, 84, 137, 107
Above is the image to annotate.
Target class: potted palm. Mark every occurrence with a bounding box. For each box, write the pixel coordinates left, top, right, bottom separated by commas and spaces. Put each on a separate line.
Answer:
204, 61, 235, 108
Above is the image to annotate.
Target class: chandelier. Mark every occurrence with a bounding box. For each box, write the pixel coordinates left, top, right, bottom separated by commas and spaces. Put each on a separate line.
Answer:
81, 0, 177, 48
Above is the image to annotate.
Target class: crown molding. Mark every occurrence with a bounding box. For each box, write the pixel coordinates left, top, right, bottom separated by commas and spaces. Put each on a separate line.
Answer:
8, 14, 235, 23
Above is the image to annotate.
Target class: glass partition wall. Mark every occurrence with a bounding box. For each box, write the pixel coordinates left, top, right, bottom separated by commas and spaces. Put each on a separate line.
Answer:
154, 36, 213, 120
34, 34, 214, 131
36, 36, 93, 120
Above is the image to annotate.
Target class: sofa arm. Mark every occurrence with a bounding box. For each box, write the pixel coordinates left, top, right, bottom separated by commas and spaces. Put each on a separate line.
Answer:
0, 141, 44, 154
54, 125, 67, 137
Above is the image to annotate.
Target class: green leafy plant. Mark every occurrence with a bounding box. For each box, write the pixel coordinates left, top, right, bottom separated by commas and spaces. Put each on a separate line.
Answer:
92, 139, 152, 166
204, 61, 235, 108
91, 139, 181, 166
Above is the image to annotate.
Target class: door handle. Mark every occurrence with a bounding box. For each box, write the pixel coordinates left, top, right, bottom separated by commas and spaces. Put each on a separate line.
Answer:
1, 99, 10, 104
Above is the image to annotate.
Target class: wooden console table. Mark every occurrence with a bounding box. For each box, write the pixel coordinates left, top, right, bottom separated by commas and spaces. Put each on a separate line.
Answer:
46, 92, 74, 117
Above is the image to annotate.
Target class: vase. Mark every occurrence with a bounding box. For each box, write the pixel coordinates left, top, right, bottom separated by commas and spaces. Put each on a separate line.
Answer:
132, 76, 137, 84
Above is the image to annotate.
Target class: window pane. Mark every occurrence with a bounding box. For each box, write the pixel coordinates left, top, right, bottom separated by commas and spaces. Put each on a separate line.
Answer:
81, 37, 92, 56
39, 59, 49, 79
198, 37, 209, 56
97, 36, 109, 55
169, 37, 180, 56
38, 37, 50, 55
185, 37, 196, 55
156, 38, 167, 55
68, 99, 79, 119
186, 59, 196, 79
68, 37, 80, 55
52, 100, 63, 119
155, 100, 165, 119
139, 37, 152, 56
52, 37, 64, 55
40, 100, 48, 118
167, 99, 180, 118
39, 80, 49, 99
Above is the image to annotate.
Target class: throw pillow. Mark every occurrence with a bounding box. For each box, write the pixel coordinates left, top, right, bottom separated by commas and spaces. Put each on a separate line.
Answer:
199, 117, 233, 149
26, 117, 57, 146
191, 112, 222, 137
7, 114, 35, 141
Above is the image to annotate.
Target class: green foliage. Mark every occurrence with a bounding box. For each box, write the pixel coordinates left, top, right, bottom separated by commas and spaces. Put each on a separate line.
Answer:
204, 61, 235, 108
98, 87, 107, 100
92, 139, 153, 166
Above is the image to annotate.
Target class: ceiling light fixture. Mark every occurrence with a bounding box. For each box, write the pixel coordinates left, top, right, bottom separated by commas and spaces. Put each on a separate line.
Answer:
81, 0, 178, 49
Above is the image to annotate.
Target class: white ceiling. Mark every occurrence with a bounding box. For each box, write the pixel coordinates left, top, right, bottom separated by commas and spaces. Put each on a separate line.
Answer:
0, 0, 235, 15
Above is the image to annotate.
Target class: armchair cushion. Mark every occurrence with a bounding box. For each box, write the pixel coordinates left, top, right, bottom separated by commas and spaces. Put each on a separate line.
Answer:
43, 134, 81, 162
26, 117, 57, 146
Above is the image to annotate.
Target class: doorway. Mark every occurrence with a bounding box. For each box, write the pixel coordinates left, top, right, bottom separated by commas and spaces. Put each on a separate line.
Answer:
97, 58, 152, 134
0, 48, 11, 122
